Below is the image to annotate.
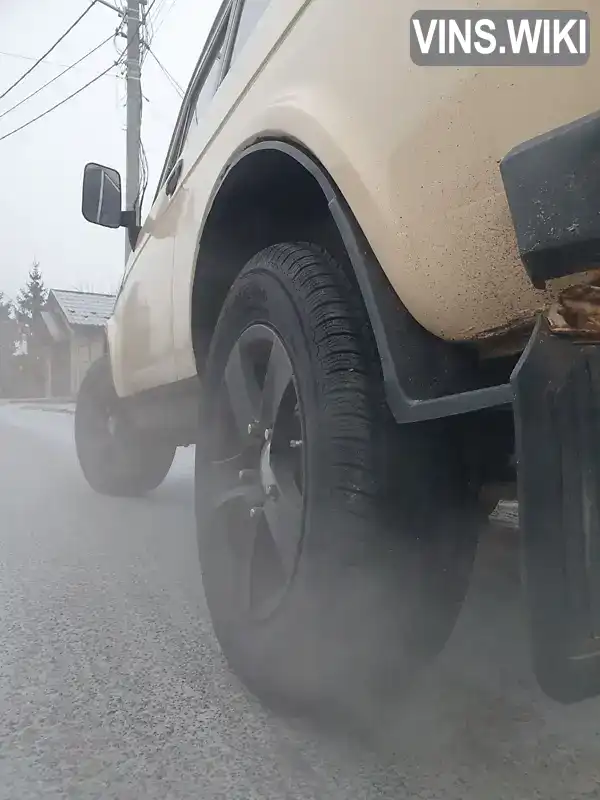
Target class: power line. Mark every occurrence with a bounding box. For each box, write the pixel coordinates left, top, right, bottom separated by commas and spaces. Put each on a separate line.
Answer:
144, 45, 184, 97
144, 0, 160, 17
153, 0, 181, 38
0, 16, 140, 145
0, 1, 99, 102
137, 137, 149, 214
145, 0, 167, 32
0, 49, 106, 71
141, 0, 165, 63
0, 58, 123, 144
0, 34, 117, 123
0, 48, 121, 79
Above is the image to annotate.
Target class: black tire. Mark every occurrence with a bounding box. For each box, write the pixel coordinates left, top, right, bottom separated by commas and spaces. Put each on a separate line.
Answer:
196, 243, 480, 727
75, 356, 176, 497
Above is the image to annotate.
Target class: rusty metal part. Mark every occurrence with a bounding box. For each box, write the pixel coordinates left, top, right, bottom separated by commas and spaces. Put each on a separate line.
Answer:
476, 318, 535, 358
548, 283, 600, 339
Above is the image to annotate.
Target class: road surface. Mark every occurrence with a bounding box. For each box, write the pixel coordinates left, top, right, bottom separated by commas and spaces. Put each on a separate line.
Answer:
1, 404, 600, 799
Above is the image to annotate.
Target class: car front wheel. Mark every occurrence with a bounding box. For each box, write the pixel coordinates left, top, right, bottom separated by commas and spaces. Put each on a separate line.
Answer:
196, 243, 480, 725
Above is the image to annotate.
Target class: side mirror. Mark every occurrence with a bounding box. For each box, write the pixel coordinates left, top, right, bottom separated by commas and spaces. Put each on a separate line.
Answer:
81, 163, 122, 229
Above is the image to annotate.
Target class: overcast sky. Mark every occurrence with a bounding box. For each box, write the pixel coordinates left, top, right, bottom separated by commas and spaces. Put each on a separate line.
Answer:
0, 0, 221, 300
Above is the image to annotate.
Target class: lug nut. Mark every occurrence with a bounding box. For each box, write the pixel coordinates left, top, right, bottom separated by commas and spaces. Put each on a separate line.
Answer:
266, 484, 279, 500
238, 469, 258, 483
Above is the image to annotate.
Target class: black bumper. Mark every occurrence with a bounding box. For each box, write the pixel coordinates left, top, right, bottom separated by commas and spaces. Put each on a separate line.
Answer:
512, 318, 600, 702
501, 111, 600, 287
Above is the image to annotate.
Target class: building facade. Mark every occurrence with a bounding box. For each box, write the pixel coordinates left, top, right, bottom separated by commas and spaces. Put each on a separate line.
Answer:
40, 290, 115, 398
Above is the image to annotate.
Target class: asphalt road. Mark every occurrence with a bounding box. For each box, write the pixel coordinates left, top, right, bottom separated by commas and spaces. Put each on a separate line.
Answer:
1, 405, 600, 799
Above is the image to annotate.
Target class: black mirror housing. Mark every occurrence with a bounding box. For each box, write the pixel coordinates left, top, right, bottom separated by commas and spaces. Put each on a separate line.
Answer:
82, 163, 122, 229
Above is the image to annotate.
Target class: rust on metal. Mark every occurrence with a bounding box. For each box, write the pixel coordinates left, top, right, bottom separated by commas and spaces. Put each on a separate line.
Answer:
548, 283, 600, 340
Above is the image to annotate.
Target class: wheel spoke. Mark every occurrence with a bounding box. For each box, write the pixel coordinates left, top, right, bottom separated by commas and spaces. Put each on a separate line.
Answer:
224, 341, 262, 439
236, 513, 261, 614
260, 337, 293, 428
263, 478, 303, 581
208, 325, 304, 616
213, 483, 264, 512
207, 454, 263, 513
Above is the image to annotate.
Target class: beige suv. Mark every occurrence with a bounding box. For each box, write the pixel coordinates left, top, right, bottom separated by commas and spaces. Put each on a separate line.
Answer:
77, 0, 600, 717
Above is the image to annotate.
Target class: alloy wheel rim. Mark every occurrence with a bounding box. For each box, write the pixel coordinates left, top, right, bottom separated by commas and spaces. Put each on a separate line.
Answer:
208, 324, 305, 619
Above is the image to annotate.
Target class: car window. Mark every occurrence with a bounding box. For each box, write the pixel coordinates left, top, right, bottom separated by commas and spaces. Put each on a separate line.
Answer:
154, 4, 232, 198
230, 0, 272, 64
189, 37, 227, 129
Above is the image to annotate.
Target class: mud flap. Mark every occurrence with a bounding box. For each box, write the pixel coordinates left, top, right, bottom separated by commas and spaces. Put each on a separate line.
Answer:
512, 317, 600, 702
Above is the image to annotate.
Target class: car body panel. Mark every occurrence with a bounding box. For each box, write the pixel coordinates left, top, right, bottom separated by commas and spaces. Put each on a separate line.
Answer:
110, 0, 600, 395
108, 182, 179, 396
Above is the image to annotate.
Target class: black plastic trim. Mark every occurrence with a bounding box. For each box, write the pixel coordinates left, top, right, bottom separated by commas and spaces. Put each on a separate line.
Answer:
512, 317, 600, 702
501, 110, 600, 287
209, 139, 512, 423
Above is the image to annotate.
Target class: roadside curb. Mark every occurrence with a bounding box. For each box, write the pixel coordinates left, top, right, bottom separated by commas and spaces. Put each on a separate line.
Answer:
0, 397, 74, 405
21, 405, 75, 415
0, 399, 76, 414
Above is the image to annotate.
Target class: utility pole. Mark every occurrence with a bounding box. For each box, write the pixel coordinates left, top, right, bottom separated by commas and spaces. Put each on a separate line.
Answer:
97, 0, 145, 264
124, 0, 143, 264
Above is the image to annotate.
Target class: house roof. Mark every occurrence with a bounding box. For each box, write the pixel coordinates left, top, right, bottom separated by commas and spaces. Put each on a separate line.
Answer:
51, 290, 116, 328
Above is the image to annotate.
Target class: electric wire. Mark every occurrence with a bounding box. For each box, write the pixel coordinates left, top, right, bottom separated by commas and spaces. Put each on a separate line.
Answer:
144, 44, 184, 97
0, 56, 125, 144
0, 1, 100, 102
0, 34, 116, 123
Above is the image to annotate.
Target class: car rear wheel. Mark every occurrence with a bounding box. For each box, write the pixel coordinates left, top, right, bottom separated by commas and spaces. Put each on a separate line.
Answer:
196, 243, 480, 726
75, 356, 176, 497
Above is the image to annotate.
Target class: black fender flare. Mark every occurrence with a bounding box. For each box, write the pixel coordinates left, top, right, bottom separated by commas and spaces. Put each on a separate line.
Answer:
200, 138, 512, 423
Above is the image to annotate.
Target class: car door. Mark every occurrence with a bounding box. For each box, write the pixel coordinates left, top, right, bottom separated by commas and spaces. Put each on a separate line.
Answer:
169, 0, 277, 380
110, 155, 183, 397
111, 5, 238, 398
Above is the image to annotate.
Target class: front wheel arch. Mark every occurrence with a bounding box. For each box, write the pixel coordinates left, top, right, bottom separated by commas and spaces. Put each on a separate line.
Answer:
190, 139, 497, 425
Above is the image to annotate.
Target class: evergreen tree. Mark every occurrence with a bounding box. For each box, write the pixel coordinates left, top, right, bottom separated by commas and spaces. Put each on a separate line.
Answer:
16, 262, 48, 336
15, 263, 48, 395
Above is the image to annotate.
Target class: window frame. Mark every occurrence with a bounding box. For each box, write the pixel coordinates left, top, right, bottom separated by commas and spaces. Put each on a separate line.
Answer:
228, 0, 271, 67
151, 0, 268, 205
153, 0, 238, 202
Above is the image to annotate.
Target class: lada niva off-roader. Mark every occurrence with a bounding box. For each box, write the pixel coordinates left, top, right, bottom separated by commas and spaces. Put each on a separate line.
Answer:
76, 0, 600, 714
